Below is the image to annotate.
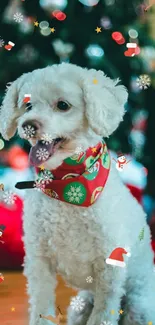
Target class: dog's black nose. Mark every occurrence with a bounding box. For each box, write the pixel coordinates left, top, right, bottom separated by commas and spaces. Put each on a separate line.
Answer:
22, 120, 39, 131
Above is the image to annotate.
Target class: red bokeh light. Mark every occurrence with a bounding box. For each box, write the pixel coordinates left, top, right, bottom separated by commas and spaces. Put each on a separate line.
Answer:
116, 37, 125, 45
112, 31, 123, 42
135, 46, 141, 55
52, 10, 66, 21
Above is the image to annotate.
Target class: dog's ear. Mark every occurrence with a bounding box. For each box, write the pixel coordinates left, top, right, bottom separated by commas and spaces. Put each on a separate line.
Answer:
81, 69, 128, 137
0, 78, 21, 140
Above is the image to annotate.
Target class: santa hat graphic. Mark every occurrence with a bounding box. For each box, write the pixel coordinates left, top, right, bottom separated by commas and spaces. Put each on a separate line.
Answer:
106, 247, 131, 268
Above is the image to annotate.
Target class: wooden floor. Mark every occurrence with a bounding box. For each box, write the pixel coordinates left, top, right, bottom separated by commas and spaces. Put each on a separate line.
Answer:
0, 271, 76, 325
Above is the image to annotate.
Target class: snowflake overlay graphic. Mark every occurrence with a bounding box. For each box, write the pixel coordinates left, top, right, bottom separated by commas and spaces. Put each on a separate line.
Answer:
70, 296, 85, 312
86, 276, 93, 283
33, 180, 45, 192
74, 146, 84, 155
100, 321, 112, 325
36, 148, 49, 161
38, 170, 54, 184
66, 186, 84, 204
41, 133, 53, 145
136, 74, 151, 90
3, 191, 16, 206
0, 38, 4, 47
13, 12, 23, 23
22, 125, 36, 139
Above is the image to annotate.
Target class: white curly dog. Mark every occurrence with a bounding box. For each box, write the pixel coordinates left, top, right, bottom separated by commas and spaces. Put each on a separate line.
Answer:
0, 63, 155, 325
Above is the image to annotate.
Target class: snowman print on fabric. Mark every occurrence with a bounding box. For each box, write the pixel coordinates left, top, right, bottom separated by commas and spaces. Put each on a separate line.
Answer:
113, 153, 131, 172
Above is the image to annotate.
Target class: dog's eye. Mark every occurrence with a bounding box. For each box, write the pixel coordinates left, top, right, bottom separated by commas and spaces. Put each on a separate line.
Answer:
57, 101, 70, 111
25, 103, 32, 111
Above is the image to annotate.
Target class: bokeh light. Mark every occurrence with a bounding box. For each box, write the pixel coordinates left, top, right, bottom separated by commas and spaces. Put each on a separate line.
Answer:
40, 27, 51, 36
78, 0, 100, 6
39, 21, 49, 29
85, 44, 104, 57
128, 29, 138, 39
52, 10, 66, 20
112, 31, 125, 44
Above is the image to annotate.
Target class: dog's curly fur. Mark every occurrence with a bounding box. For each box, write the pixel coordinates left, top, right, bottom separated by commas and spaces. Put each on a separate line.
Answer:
0, 63, 155, 325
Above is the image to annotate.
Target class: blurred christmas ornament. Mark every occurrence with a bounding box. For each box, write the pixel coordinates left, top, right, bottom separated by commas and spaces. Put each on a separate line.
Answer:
129, 129, 146, 159
0, 273, 4, 284
40, 28, 51, 36
128, 29, 138, 39
39, 21, 51, 36
104, 0, 115, 5
52, 10, 66, 21
132, 110, 148, 132
17, 45, 39, 64
129, 109, 148, 159
130, 76, 142, 93
39, 21, 49, 29
19, 17, 34, 34
85, 44, 104, 59
100, 16, 112, 29
78, 0, 100, 6
112, 32, 125, 45
52, 39, 74, 62
40, 0, 67, 12
139, 46, 155, 72
3, 0, 25, 24
7, 145, 29, 170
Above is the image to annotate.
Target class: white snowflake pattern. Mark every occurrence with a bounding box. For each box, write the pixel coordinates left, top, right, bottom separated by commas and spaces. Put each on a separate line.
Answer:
41, 133, 53, 145
22, 125, 36, 139
70, 296, 85, 312
100, 321, 112, 325
36, 148, 49, 161
66, 186, 84, 204
0, 38, 4, 47
33, 180, 45, 192
13, 12, 23, 23
74, 146, 84, 155
136, 74, 151, 90
38, 170, 54, 184
86, 276, 93, 283
3, 191, 16, 206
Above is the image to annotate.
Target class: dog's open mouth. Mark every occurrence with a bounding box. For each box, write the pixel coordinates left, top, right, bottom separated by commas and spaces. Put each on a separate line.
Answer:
29, 138, 65, 166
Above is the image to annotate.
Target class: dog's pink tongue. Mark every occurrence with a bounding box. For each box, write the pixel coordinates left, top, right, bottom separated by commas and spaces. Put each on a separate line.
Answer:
29, 141, 55, 166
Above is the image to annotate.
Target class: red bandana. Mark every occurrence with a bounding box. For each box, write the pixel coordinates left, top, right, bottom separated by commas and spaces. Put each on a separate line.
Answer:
36, 141, 111, 207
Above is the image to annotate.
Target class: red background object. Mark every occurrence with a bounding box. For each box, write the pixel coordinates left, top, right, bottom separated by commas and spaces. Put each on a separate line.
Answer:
0, 196, 24, 269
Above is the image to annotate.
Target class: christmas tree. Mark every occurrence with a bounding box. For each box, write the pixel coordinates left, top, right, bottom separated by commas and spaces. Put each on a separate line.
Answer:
0, 0, 155, 198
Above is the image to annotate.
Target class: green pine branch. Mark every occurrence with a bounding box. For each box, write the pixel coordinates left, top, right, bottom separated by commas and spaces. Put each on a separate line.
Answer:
139, 228, 144, 241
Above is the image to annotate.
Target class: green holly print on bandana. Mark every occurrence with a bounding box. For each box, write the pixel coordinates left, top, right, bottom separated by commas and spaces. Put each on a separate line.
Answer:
36, 140, 111, 207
